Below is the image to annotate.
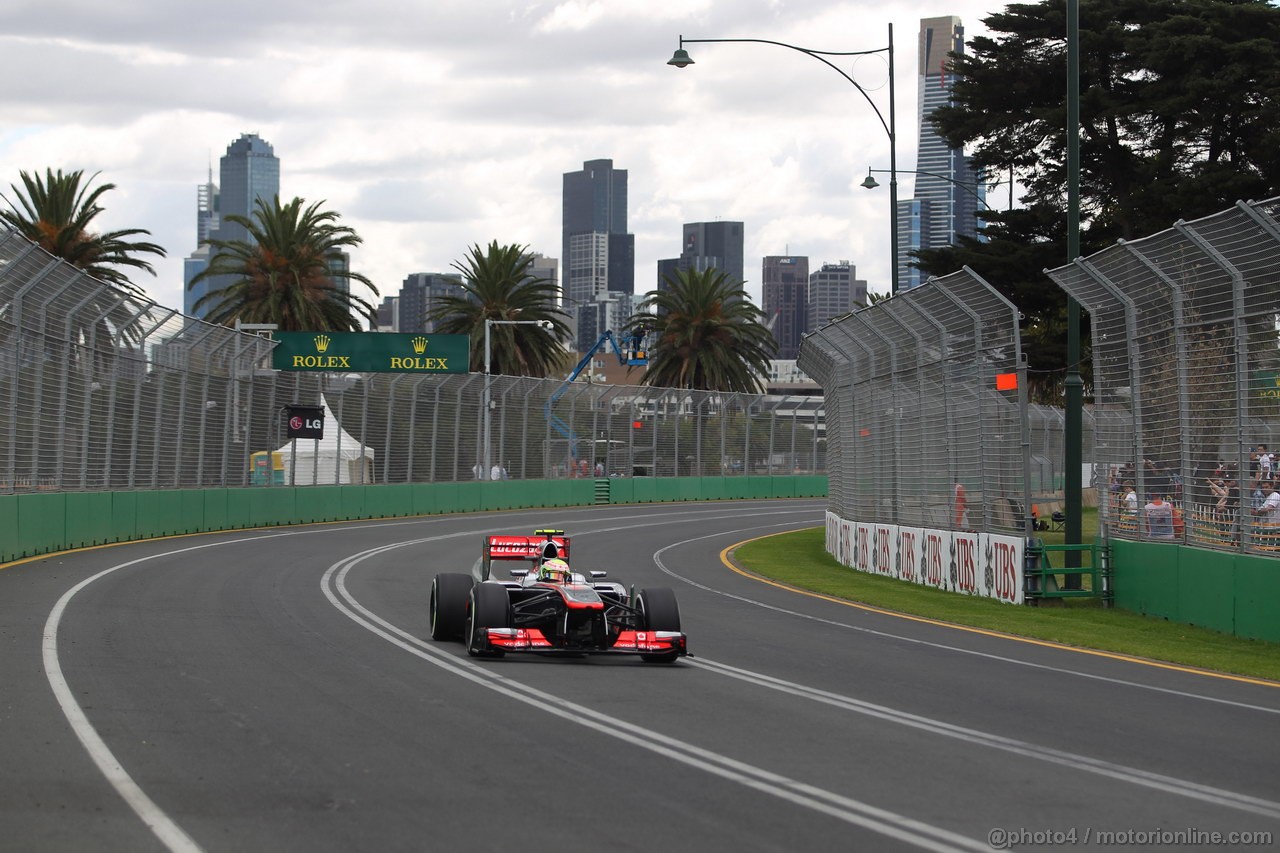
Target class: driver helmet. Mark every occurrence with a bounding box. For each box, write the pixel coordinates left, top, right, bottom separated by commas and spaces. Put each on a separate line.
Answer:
539, 558, 571, 584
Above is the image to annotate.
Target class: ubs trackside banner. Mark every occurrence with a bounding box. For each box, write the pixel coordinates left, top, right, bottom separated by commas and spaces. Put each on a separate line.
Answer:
825, 512, 1025, 605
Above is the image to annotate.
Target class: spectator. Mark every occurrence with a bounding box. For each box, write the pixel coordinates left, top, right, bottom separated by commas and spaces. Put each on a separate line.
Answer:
953, 481, 968, 528
1207, 475, 1230, 519
1144, 494, 1175, 539
594, 460, 605, 478
1122, 482, 1138, 515
1252, 479, 1280, 525
1259, 445, 1274, 481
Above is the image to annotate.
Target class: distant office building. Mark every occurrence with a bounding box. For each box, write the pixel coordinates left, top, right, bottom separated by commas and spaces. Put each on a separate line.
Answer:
376, 296, 399, 332
896, 16, 984, 291
656, 221, 746, 300
196, 165, 219, 244
184, 133, 280, 318
808, 262, 868, 330
576, 291, 636, 354
896, 199, 930, 292
762, 256, 809, 360
656, 258, 681, 292
526, 253, 559, 299
183, 165, 220, 317
562, 159, 634, 307
397, 272, 466, 334
563, 159, 634, 351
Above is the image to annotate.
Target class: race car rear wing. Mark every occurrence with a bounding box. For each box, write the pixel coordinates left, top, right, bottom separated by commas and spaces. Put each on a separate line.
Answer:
482, 531, 570, 579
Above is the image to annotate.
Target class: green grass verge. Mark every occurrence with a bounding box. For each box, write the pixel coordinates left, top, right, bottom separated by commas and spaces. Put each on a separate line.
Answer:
733, 526, 1280, 684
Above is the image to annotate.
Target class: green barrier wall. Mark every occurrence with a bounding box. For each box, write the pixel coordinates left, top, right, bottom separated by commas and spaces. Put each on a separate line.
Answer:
1109, 539, 1280, 643
1, 476, 828, 566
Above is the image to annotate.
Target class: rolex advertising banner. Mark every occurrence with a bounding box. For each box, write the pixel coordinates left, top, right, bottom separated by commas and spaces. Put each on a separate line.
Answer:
272, 332, 470, 374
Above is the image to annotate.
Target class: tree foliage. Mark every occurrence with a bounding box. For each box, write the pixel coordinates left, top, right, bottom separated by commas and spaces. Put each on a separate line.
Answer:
427, 241, 569, 377
626, 268, 776, 393
0, 167, 165, 297
189, 196, 379, 331
917, 0, 1280, 398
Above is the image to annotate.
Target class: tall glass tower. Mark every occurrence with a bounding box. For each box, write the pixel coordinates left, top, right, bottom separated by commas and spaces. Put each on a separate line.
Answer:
562, 158, 635, 351
896, 16, 984, 290
184, 133, 280, 318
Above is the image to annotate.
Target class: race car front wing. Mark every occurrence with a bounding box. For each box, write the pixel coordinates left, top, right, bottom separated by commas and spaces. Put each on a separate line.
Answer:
483, 627, 687, 656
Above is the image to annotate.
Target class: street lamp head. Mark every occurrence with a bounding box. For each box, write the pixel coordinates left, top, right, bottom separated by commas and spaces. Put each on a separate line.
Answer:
668, 48, 694, 68
860, 172, 880, 190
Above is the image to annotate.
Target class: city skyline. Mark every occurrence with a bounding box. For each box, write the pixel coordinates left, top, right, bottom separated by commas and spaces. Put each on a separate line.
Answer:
0, 1, 999, 315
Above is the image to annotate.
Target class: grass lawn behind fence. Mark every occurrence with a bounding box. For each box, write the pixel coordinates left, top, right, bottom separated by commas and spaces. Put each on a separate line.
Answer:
732, 523, 1280, 684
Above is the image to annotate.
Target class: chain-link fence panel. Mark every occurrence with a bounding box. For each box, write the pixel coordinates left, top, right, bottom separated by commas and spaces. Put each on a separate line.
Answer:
1047, 196, 1280, 555
0, 228, 825, 493
798, 268, 1029, 535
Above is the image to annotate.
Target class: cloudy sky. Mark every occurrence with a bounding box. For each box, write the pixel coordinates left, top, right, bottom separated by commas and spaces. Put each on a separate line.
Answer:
0, 0, 1003, 315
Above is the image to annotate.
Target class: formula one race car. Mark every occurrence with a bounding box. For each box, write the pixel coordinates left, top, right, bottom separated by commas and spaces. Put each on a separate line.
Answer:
429, 529, 688, 663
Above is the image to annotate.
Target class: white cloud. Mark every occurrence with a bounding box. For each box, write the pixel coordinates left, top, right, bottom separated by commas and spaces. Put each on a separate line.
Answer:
0, 0, 999, 313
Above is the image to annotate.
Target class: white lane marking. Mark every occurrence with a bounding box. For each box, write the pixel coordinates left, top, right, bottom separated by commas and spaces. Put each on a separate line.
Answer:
44, 554, 209, 853
651, 528, 1280, 716
322, 548, 989, 853
690, 657, 1280, 821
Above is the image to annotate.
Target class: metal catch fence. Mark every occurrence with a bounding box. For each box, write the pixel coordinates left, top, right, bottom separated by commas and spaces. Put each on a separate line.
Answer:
1046, 196, 1280, 554
797, 267, 1030, 536
0, 227, 824, 493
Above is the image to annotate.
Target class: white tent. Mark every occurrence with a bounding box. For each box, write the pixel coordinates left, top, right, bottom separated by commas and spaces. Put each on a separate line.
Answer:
277, 403, 375, 485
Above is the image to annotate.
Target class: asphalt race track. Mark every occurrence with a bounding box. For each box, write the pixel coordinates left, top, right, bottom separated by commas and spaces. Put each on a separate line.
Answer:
3, 499, 1279, 852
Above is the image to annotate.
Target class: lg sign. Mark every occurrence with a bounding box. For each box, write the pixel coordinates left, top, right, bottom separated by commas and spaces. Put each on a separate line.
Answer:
286, 406, 324, 440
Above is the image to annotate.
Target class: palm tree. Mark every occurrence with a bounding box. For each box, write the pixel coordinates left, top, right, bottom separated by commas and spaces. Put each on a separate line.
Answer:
189, 196, 378, 331
427, 241, 569, 377
625, 267, 775, 393
0, 167, 165, 299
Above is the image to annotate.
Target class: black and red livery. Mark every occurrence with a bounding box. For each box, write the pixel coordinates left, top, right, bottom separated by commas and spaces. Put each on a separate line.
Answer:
429, 529, 687, 663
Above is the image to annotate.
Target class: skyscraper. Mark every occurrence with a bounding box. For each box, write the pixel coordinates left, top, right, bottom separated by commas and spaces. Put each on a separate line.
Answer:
896, 16, 984, 291
562, 159, 634, 350
808, 262, 867, 331
656, 221, 746, 297
397, 272, 466, 334
762, 256, 809, 360
184, 133, 280, 318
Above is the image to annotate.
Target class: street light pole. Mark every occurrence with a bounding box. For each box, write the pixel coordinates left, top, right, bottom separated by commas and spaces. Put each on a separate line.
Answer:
669, 25, 898, 293
483, 318, 553, 480
861, 167, 1007, 211
1064, 0, 1084, 576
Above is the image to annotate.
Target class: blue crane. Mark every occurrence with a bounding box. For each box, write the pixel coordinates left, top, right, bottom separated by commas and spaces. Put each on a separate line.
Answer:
545, 329, 648, 462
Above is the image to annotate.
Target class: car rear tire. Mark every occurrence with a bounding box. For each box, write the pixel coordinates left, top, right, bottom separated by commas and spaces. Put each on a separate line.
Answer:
637, 587, 681, 664
430, 573, 473, 642
466, 582, 511, 658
